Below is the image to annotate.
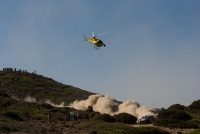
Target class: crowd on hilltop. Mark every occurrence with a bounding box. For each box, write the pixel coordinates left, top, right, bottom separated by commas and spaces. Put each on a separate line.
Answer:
2, 67, 36, 75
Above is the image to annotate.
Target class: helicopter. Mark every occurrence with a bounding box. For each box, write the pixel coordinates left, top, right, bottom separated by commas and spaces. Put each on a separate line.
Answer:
83, 31, 108, 49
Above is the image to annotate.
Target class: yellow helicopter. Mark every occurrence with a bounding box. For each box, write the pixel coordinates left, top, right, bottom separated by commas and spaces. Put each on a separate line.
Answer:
83, 32, 108, 49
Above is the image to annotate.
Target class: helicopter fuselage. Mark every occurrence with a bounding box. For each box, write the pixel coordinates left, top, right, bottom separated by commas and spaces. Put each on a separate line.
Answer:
83, 34, 106, 49
89, 37, 105, 47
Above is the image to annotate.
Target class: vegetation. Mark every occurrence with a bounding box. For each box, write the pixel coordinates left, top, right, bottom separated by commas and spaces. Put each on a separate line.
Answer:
87, 106, 94, 113
189, 129, 200, 134
95, 114, 115, 123
0, 69, 199, 133
156, 109, 192, 121
168, 104, 186, 110
78, 121, 170, 134
154, 101, 200, 129
0, 92, 170, 133
114, 113, 137, 124
187, 99, 200, 110
0, 70, 93, 105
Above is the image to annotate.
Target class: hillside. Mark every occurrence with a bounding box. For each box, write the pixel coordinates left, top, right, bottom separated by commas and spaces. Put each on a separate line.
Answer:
0, 68, 93, 105
0, 68, 199, 133
0, 68, 171, 133
0, 93, 170, 133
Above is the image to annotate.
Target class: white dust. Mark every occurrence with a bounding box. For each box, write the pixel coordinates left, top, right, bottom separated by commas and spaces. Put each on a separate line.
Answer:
70, 94, 155, 119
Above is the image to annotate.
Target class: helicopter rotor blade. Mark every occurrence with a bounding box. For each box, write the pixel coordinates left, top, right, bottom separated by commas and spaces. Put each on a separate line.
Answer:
97, 32, 108, 37
92, 31, 95, 37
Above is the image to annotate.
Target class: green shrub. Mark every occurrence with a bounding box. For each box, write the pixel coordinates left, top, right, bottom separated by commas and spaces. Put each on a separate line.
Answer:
189, 129, 200, 134
95, 114, 115, 123
114, 113, 137, 124
188, 119, 200, 128
41, 103, 53, 109
154, 118, 198, 129
127, 127, 170, 134
154, 109, 195, 128
87, 106, 94, 113
157, 109, 192, 121
0, 123, 10, 133
0, 90, 9, 97
82, 121, 170, 134
0, 122, 29, 133
187, 100, 200, 110
31, 114, 47, 121
4, 111, 24, 121
88, 111, 100, 119
168, 104, 186, 110
168, 121, 198, 129
49, 112, 65, 122
153, 118, 179, 127
0, 97, 15, 108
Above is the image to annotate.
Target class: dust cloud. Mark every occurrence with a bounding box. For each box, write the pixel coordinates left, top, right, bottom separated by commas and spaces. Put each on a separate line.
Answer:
24, 96, 37, 103
23, 96, 65, 108
70, 94, 155, 119
15, 94, 155, 118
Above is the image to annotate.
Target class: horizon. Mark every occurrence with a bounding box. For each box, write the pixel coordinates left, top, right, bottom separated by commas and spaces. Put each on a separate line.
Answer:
1, 0, 200, 108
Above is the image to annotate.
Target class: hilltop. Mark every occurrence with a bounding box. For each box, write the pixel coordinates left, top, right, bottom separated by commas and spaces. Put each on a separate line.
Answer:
0, 68, 94, 105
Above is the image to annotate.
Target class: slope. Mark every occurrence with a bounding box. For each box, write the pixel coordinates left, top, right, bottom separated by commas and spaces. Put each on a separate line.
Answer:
0, 69, 94, 105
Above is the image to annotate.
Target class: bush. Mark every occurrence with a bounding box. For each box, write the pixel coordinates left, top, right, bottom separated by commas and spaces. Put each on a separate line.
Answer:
95, 114, 115, 123
114, 113, 137, 124
87, 106, 94, 113
0, 122, 29, 133
187, 100, 200, 110
88, 112, 100, 119
86, 121, 170, 134
0, 90, 9, 97
127, 127, 170, 134
168, 104, 186, 110
0, 97, 15, 108
0, 123, 10, 133
168, 121, 198, 129
189, 129, 200, 134
154, 118, 198, 129
188, 119, 200, 128
157, 109, 192, 121
4, 111, 24, 121
154, 109, 199, 128
31, 114, 47, 121
41, 103, 53, 109
153, 118, 179, 127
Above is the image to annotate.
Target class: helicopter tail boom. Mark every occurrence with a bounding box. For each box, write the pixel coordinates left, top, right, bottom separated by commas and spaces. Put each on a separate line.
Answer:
83, 34, 89, 42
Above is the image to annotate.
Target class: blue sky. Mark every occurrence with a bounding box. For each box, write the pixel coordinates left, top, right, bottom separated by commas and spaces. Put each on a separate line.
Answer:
0, 0, 200, 108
